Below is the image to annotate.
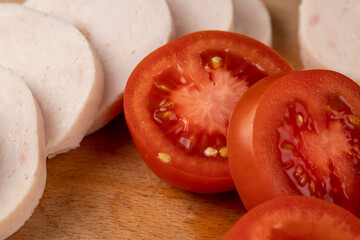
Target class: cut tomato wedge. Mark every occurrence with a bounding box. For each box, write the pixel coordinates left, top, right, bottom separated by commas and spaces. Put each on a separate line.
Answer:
224, 196, 360, 240
124, 31, 292, 193
228, 70, 360, 215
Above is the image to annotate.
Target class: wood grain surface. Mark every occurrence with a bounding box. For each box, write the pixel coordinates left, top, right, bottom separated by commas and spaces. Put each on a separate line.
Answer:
2, 0, 302, 239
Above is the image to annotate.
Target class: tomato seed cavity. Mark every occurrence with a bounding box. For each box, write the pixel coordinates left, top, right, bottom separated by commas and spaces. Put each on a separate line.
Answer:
277, 98, 360, 208
149, 50, 267, 159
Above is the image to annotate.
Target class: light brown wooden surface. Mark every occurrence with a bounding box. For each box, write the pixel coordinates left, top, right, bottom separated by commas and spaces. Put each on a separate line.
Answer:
1, 0, 302, 239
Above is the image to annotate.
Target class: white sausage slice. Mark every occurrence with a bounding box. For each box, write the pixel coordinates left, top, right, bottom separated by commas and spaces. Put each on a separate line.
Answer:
24, 0, 174, 134
166, 0, 271, 45
299, 0, 360, 82
166, 0, 234, 38
232, 0, 272, 46
0, 66, 46, 239
0, 3, 104, 157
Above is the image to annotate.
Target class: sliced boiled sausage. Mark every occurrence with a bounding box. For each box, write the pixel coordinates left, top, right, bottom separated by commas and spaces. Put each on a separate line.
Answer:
0, 65, 46, 239
166, 0, 271, 45
24, 0, 174, 134
0, 3, 104, 157
233, 0, 272, 46
299, 0, 360, 83
166, 0, 234, 38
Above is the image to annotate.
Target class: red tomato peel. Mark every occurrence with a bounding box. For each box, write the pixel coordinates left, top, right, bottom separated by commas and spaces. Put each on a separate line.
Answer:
224, 196, 360, 240
228, 69, 360, 215
124, 31, 292, 193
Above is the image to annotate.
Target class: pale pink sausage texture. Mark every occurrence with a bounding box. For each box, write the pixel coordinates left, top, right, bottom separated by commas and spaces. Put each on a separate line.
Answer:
166, 0, 272, 45
24, 0, 175, 134
233, 0, 272, 46
166, 0, 234, 38
0, 3, 104, 157
299, 0, 360, 83
0, 65, 46, 239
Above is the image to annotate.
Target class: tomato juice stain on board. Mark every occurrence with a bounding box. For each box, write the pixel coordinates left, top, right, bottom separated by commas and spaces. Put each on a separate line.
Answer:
124, 31, 292, 193
228, 69, 360, 216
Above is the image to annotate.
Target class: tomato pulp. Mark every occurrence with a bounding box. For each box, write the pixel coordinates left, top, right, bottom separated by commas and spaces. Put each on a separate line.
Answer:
224, 196, 360, 240
124, 31, 292, 193
228, 70, 360, 215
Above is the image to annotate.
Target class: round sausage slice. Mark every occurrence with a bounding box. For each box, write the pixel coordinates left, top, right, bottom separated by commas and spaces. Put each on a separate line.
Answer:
0, 65, 46, 239
24, 0, 174, 134
0, 3, 104, 157
166, 0, 271, 45
166, 0, 234, 38
299, 0, 360, 83
233, 0, 272, 46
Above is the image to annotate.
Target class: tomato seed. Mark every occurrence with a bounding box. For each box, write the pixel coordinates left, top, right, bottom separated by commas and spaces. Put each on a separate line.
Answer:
219, 147, 228, 158
160, 101, 174, 108
204, 147, 218, 157
158, 152, 171, 163
154, 82, 170, 92
283, 160, 294, 169
211, 56, 222, 68
155, 111, 174, 119
299, 173, 308, 186
296, 113, 304, 127
294, 165, 303, 177
309, 180, 316, 194
348, 114, 360, 125
280, 143, 294, 150
204, 65, 211, 72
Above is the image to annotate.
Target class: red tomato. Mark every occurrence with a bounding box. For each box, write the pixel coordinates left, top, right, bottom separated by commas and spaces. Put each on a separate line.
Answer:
124, 31, 292, 193
228, 70, 360, 215
224, 196, 360, 240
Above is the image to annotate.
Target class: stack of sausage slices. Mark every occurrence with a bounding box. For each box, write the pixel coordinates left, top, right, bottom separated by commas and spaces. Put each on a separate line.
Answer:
0, 0, 272, 238
124, 0, 360, 239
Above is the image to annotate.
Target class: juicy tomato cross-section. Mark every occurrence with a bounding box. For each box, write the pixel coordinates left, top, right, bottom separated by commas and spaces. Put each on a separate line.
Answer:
228, 69, 360, 215
224, 196, 360, 240
124, 31, 292, 193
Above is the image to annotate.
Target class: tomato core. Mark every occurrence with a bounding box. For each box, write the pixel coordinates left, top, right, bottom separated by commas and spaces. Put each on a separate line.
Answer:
278, 97, 360, 207
148, 51, 267, 159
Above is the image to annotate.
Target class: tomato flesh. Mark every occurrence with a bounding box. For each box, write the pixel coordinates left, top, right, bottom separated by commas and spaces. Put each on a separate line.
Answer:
125, 31, 292, 193
278, 97, 359, 205
228, 70, 360, 214
270, 221, 344, 240
224, 196, 360, 240
148, 51, 266, 159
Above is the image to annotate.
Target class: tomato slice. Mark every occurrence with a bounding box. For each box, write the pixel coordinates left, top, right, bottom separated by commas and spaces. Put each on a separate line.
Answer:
228, 70, 360, 215
224, 196, 360, 240
124, 31, 292, 193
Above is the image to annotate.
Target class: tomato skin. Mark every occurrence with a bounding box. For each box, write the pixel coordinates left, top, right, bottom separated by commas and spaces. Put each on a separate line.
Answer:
129, 128, 234, 193
224, 196, 360, 240
228, 70, 360, 213
124, 31, 292, 193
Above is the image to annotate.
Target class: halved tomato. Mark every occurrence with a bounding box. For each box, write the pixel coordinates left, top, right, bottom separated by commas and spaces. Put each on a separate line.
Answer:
124, 31, 292, 193
224, 196, 360, 240
228, 70, 360, 215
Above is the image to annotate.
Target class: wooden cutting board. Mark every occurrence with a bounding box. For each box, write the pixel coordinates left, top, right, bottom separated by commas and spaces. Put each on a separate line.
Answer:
2, 0, 302, 239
